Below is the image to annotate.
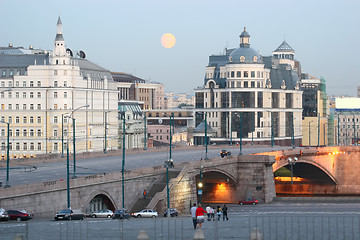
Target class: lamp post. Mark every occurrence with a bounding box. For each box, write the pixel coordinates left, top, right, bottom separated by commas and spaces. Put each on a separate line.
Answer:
337, 114, 340, 146
204, 113, 208, 160
317, 112, 320, 147
353, 115, 356, 145
198, 165, 203, 204
104, 111, 110, 154
61, 113, 65, 158
234, 112, 243, 156
1, 121, 10, 188
229, 112, 232, 146
288, 157, 298, 185
291, 112, 295, 149
143, 115, 147, 150
69, 104, 89, 177
323, 123, 327, 147
66, 144, 70, 208
121, 114, 126, 209
169, 113, 174, 161
271, 114, 274, 148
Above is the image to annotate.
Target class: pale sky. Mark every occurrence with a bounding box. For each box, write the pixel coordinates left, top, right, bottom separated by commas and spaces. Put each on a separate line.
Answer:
1, 0, 359, 96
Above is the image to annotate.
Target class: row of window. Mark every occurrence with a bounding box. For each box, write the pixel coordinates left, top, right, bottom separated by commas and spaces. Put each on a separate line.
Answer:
0, 128, 69, 138
226, 80, 264, 88
0, 116, 42, 124
0, 91, 68, 99
1, 103, 69, 110
1, 69, 23, 77
0, 80, 68, 88
1, 142, 42, 151
340, 118, 360, 122
206, 71, 266, 79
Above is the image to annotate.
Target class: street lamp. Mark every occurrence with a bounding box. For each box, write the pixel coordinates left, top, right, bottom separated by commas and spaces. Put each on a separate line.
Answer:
68, 104, 89, 176
169, 113, 174, 161
104, 111, 110, 154
234, 112, 243, 156
229, 112, 232, 146
288, 157, 298, 185
164, 159, 174, 218
291, 112, 295, 149
143, 115, 147, 150
198, 165, 203, 204
0, 120, 10, 188
204, 113, 208, 160
121, 113, 126, 209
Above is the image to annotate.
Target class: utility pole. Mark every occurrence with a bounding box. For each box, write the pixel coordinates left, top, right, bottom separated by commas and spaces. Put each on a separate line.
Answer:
204, 113, 208, 160
143, 115, 147, 150
66, 145, 70, 208
122, 115, 125, 209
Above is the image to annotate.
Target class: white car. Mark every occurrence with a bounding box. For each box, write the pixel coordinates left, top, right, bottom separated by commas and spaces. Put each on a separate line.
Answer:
131, 209, 158, 218
91, 209, 113, 218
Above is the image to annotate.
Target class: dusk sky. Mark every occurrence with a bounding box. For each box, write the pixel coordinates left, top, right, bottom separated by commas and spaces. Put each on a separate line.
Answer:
1, 0, 359, 96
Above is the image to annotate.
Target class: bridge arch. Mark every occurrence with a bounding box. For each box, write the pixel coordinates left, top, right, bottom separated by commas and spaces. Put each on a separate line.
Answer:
274, 159, 337, 184
83, 190, 117, 213
194, 169, 238, 204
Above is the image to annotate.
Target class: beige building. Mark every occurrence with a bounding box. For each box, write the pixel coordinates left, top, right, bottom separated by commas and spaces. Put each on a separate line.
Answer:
195, 29, 303, 146
0, 17, 118, 158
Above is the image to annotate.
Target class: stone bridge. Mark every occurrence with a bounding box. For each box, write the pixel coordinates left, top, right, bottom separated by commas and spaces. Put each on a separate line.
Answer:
256, 146, 360, 196
0, 155, 275, 217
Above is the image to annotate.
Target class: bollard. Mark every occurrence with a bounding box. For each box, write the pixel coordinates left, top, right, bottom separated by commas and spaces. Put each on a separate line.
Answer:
14, 234, 23, 240
250, 228, 263, 240
137, 230, 150, 240
193, 229, 205, 240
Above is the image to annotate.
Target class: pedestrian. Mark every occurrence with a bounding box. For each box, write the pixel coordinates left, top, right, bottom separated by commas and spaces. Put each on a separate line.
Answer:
143, 189, 147, 199
216, 205, 222, 221
210, 206, 215, 221
206, 205, 211, 221
222, 204, 229, 221
195, 203, 207, 229
190, 203, 197, 229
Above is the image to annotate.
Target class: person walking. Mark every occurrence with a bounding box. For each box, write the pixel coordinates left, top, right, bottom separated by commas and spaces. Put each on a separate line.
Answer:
143, 189, 147, 199
210, 206, 215, 221
216, 205, 222, 221
206, 205, 211, 221
190, 203, 197, 229
222, 204, 229, 221
195, 203, 207, 229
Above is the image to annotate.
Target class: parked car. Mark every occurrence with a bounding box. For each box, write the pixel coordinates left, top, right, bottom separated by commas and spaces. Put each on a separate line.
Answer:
55, 209, 84, 221
0, 208, 9, 221
91, 209, 113, 218
239, 198, 259, 205
7, 209, 33, 222
220, 149, 231, 158
163, 208, 178, 217
113, 209, 130, 220
131, 209, 158, 218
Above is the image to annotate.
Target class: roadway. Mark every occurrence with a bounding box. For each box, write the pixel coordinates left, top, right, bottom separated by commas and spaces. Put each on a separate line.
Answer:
1, 146, 289, 187
1, 201, 360, 240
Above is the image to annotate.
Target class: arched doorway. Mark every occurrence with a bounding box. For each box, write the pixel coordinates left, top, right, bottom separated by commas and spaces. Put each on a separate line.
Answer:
274, 162, 336, 196
87, 194, 116, 213
195, 171, 237, 203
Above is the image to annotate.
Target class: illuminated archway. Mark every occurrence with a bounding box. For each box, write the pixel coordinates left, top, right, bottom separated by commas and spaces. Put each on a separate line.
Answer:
195, 170, 237, 203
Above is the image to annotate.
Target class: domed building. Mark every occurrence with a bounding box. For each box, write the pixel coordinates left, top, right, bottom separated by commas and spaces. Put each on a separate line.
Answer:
194, 28, 303, 146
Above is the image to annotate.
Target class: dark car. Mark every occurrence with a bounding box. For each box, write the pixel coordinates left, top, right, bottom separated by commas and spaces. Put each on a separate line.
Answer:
163, 208, 178, 217
0, 208, 9, 221
239, 198, 259, 205
55, 209, 84, 221
113, 209, 130, 220
7, 209, 33, 222
220, 149, 231, 158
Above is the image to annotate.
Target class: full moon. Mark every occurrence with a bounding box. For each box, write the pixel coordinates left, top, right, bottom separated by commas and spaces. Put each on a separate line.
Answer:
161, 33, 176, 48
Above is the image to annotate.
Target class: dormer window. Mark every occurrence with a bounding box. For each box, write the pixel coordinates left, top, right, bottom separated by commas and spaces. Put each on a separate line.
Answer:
229, 56, 233, 62
240, 56, 245, 62
253, 56, 257, 62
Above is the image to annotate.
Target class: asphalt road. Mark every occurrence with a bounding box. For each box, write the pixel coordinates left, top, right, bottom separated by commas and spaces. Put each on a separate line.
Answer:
1, 146, 289, 187
1, 202, 360, 240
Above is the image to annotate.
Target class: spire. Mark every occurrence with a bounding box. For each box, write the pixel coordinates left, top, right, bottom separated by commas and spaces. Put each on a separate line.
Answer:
57, 17, 62, 35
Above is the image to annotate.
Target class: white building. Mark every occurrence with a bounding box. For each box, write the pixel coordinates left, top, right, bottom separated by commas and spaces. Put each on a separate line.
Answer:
0, 17, 118, 158
194, 28, 303, 146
